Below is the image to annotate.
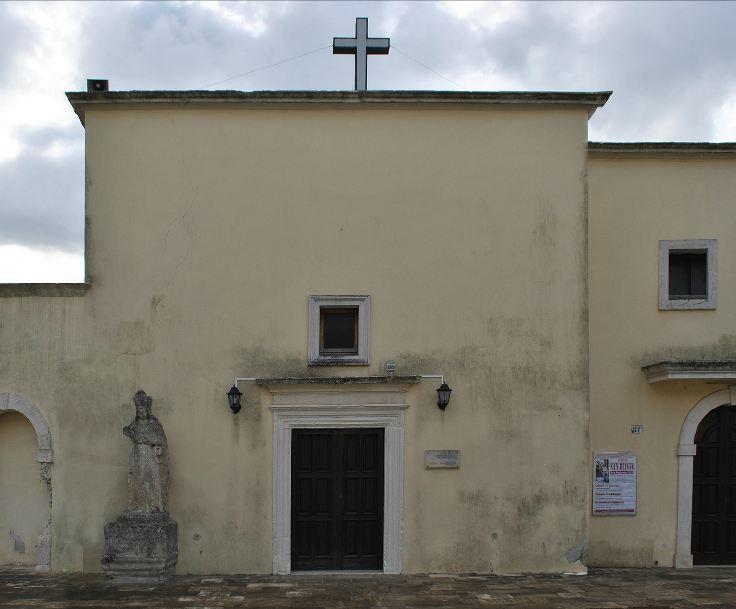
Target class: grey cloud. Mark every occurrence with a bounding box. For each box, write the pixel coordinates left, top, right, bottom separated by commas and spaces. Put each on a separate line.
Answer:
72, 1, 402, 91
450, 1, 736, 139
0, 126, 83, 252
67, 0, 736, 140
2, 1, 736, 257
0, 4, 33, 83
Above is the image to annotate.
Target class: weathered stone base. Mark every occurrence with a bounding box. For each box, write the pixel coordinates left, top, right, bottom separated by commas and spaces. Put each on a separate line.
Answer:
35, 525, 52, 573
102, 510, 178, 582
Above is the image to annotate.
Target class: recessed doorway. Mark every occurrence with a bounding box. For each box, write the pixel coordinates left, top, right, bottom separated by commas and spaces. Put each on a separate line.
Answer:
269, 385, 409, 575
692, 404, 736, 565
0, 411, 48, 568
291, 428, 384, 571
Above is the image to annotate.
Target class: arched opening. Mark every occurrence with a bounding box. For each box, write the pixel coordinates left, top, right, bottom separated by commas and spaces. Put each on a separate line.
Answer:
675, 388, 734, 568
0, 412, 49, 567
692, 404, 736, 565
0, 394, 53, 572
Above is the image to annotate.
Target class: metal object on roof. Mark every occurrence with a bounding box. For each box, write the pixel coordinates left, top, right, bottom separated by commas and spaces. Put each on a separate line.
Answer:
333, 17, 390, 92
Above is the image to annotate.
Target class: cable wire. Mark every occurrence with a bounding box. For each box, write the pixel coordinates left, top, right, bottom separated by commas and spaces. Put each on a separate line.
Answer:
196, 42, 459, 90
198, 44, 332, 89
391, 45, 461, 87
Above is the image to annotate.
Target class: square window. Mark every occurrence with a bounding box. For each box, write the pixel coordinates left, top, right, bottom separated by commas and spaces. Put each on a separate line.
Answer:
659, 240, 717, 310
320, 307, 359, 355
668, 251, 707, 299
309, 296, 370, 365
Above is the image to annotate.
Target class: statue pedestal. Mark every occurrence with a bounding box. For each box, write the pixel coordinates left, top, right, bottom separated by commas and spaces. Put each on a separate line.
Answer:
102, 510, 178, 582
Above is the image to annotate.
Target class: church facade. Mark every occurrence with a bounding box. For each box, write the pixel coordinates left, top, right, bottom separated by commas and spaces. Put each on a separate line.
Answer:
0, 88, 734, 575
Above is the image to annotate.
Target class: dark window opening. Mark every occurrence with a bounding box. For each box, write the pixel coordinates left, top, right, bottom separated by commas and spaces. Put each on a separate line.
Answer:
669, 251, 707, 299
320, 307, 358, 355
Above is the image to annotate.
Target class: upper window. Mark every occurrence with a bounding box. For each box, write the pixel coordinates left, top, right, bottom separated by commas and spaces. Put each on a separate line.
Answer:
669, 252, 707, 299
320, 307, 359, 356
309, 295, 371, 365
659, 239, 717, 310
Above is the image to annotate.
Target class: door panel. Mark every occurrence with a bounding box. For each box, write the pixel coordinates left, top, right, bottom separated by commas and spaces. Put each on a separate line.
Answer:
693, 405, 736, 564
291, 428, 384, 571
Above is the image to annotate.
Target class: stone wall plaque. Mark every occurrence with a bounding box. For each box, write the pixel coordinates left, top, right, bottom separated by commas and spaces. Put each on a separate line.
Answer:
425, 449, 460, 469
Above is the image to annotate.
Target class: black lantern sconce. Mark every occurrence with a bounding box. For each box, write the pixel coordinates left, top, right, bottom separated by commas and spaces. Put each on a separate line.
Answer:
226, 385, 243, 414
436, 382, 452, 411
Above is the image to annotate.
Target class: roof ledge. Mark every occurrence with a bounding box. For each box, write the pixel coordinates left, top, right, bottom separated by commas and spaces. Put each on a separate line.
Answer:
66, 90, 612, 126
590, 142, 736, 156
642, 360, 736, 384
256, 375, 420, 386
0, 283, 89, 298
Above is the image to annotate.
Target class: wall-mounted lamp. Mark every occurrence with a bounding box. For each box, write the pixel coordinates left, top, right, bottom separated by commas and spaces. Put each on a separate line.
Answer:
436, 382, 452, 411
227, 377, 256, 414
226, 385, 243, 414
419, 374, 453, 411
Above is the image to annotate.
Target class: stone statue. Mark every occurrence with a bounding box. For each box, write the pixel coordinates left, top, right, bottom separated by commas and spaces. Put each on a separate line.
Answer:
102, 390, 178, 582
124, 391, 169, 513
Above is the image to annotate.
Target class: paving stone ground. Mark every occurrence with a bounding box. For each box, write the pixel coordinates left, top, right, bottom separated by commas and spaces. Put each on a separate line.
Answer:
1, 566, 736, 609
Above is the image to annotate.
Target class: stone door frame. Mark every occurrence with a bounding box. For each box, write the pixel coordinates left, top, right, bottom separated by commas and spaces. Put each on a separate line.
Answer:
675, 387, 735, 568
0, 393, 54, 572
269, 385, 408, 574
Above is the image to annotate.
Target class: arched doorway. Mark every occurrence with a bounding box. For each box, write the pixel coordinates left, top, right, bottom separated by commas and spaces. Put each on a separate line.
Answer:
0, 412, 48, 566
0, 394, 53, 572
692, 404, 736, 565
676, 388, 735, 568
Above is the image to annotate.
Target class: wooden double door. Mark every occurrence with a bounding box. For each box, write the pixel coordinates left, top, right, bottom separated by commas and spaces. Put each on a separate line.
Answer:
291, 428, 384, 571
692, 404, 736, 565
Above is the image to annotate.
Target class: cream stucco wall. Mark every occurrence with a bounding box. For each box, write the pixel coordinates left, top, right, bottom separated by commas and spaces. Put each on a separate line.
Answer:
588, 153, 736, 566
0, 102, 593, 574
0, 411, 48, 565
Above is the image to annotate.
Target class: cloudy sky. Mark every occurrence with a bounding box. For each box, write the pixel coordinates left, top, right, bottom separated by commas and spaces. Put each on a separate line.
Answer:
1, 1, 735, 283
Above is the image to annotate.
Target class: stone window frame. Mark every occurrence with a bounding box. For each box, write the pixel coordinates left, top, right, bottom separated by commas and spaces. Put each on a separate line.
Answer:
658, 239, 717, 310
308, 295, 371, 365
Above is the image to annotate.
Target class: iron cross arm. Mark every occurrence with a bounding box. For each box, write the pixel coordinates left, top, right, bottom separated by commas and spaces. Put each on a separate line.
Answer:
333, 17, 390, 91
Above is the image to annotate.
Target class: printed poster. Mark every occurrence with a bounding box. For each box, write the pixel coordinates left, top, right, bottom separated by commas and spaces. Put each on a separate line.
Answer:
593, 452, 636, 515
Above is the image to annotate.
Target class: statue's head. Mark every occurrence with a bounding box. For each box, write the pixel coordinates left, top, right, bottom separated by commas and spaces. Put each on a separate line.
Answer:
133, 390, 153, 420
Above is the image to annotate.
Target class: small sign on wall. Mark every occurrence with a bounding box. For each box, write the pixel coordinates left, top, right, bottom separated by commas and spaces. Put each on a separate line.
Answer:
593, 452, 637, 516
425, 450, 460, 469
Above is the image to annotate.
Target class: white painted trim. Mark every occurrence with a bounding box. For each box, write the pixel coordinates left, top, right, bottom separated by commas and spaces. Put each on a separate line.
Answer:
270, 389, 407, 575
308, 295, 371, 365
645, 370, 736, 384
675, 388, 732, 568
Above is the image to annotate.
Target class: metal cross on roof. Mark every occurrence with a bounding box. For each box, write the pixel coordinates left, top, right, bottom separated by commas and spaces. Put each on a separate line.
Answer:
333, 18, 390, 92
